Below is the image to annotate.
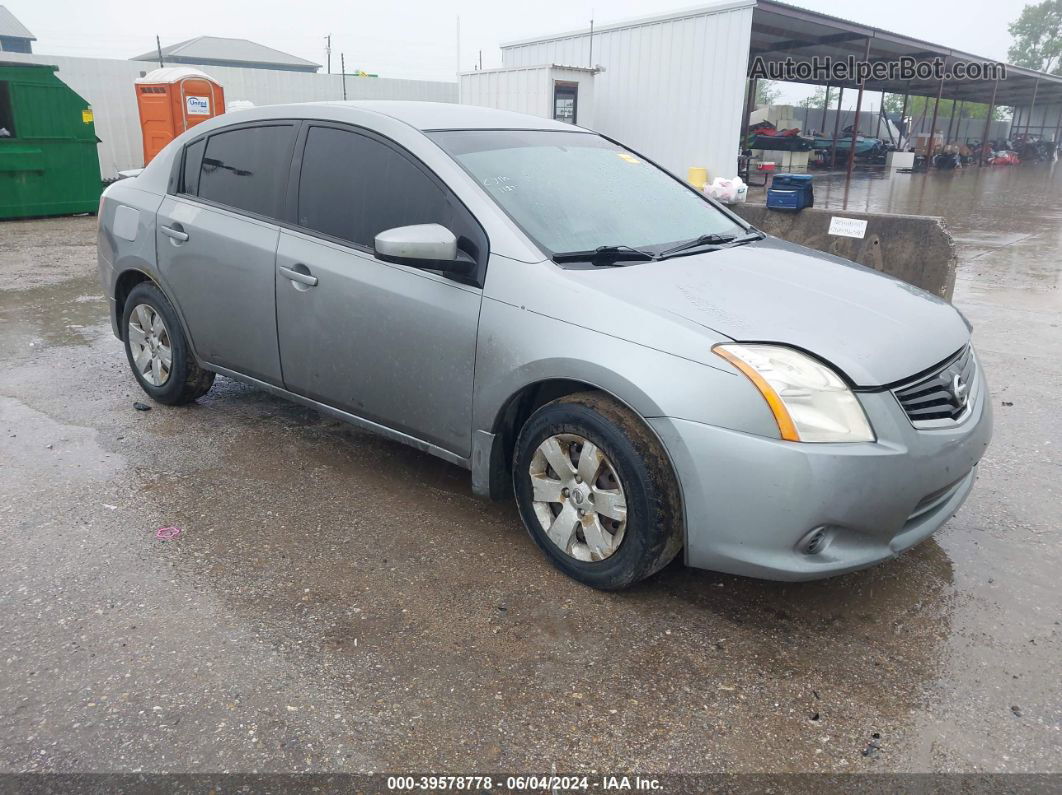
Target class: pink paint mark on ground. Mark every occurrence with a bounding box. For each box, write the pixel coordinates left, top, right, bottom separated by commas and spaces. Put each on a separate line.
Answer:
155, 526, 182, 541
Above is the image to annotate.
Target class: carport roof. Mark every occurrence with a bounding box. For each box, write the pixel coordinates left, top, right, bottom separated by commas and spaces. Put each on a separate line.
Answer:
752, 0, 1062, 107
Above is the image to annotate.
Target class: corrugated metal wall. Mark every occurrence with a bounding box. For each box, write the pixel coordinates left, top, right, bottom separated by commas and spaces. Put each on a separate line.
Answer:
460, 67, 553, 118
1012, 103, 1062, 141
501, 1, 755, 180
0, 52, 458, 178
459, 66, 596, 127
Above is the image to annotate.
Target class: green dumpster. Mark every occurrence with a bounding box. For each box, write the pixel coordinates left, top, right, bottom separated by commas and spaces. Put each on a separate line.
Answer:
0, 61, 103, 219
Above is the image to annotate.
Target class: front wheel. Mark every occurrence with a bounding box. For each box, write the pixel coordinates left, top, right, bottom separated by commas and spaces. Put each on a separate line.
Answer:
513, 392, 683, 590
122, 281, 214, 405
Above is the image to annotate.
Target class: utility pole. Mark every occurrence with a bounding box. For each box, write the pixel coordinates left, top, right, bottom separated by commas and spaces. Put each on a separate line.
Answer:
325, 34, 332, 74
341, 53, 347, 100
588, 15, 595, 68
478, 50, 482, 70
155, 35, 164, 68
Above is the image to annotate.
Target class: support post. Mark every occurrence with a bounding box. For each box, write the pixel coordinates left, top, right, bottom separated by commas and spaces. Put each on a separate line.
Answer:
1025, 79, 1039, 139
1053, 103, 1062, 145
830, 87, 845, 169
820, 84, 831, 134
742, 77, 758, 153
945, 99, 956, 144
925, 76, 945, 165
898, 85, 910, 148
340, 53, 347, 100
843, 38, 871, 210
980, 78, 998, 165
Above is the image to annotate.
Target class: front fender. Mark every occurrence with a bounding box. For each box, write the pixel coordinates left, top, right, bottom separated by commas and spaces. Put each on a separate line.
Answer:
472, 297, 781, 440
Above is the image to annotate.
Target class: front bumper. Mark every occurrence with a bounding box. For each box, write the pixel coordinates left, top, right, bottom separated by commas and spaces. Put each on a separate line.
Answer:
649, 367, 993, 581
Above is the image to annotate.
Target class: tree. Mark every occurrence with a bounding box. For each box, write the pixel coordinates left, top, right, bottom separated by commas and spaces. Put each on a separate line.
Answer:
1007, 0, 1062, 74
881, 94, 1006, 121
756, 80, 781, 106
798, 86, 831, 110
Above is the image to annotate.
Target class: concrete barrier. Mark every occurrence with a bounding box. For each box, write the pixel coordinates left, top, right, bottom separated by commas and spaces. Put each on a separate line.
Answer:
731, 205, 957, 300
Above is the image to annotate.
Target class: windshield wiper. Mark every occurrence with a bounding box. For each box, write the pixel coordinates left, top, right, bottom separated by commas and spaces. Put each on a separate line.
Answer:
658, 231, 764, 259
552, 244, 656, 266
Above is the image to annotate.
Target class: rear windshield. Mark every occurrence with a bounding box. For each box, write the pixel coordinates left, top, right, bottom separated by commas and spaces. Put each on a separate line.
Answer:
428, 129, 743, 255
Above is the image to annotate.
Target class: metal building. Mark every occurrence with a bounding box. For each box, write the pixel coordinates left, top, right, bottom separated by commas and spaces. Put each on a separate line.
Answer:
0, 5, 34, 54
497, 0, 1062, 201
501, 1, 754, 181
460, 65, 597, 128
131, 36, 321, 73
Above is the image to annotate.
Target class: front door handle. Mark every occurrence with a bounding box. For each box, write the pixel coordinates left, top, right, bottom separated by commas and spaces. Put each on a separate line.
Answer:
279, 265, 318, 287
161, 225, 189, 242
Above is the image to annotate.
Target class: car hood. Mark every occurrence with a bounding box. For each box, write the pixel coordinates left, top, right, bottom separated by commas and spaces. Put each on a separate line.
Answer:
560, 237, 969, 387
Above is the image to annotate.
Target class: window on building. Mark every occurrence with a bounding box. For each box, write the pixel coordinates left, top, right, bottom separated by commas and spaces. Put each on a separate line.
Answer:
553, 82, 578, 125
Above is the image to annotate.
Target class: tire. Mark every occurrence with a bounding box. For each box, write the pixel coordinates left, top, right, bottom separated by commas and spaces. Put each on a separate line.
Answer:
513, 391, 683, 590
122, 281, 214, 405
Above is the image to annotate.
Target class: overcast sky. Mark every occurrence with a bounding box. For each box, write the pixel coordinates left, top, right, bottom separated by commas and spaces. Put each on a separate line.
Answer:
12, 0, 1025, 107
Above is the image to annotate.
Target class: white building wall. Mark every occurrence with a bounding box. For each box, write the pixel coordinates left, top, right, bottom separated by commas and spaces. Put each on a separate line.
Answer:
459, 65, 596, 128
501, 1, 755, 180
460, 66, 553, 118
0, 52, 458, 178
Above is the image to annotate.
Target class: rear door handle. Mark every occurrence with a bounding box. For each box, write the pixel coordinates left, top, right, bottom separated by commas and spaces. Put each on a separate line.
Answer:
278, 265, 318, 287
161, 225, 189, 242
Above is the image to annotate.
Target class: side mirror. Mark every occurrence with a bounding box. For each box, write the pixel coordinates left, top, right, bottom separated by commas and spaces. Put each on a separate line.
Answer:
374, 224, 475, 276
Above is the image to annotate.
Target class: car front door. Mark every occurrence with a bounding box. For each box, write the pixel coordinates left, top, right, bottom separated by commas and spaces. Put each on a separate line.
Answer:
156, 122, 296, 386
274, 124, 487, 457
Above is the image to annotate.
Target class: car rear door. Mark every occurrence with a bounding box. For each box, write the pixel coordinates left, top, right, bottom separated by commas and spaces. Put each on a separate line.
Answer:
274, 123, 487, 457
156, 122, 297, 386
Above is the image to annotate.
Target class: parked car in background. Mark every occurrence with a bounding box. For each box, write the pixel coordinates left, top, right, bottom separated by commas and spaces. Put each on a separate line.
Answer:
97, 102, 992, 589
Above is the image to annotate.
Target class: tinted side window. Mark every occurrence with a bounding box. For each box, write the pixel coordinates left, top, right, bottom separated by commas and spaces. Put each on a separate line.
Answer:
297, 126, 485, 263
198, 125, 293, 219
181, 138, 205, 196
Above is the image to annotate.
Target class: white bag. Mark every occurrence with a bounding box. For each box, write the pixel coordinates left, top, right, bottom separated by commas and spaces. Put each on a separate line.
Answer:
705, 176, 746, 204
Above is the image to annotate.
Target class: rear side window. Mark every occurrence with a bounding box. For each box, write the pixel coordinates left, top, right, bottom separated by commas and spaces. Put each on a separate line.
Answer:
296, 125, 485, 263
197, 125, 294, 219
181, 138, 205, 196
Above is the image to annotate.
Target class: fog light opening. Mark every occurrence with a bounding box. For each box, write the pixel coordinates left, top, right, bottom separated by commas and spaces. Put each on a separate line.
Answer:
798, 526, 833, 556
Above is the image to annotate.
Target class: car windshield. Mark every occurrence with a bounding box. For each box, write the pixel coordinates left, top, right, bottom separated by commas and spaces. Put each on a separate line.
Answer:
428, 129, 745, 257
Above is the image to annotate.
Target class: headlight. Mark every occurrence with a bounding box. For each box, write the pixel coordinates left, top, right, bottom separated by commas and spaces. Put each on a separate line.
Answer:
713, 343, 875, 443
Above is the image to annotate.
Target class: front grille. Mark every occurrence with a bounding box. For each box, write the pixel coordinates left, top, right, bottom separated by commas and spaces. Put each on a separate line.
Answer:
893, 346, 977, 426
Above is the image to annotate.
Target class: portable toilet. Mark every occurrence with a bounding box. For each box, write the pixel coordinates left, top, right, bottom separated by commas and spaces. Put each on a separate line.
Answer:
135, 67, 224, 165
0, 60, 102, 220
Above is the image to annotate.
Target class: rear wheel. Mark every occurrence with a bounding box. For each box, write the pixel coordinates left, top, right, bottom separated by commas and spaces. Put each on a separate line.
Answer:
513, 392, 683, 590
122, 282, 214, 405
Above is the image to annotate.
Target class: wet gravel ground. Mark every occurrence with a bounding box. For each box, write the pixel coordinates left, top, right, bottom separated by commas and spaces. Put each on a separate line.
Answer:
0, 165, 1059, 774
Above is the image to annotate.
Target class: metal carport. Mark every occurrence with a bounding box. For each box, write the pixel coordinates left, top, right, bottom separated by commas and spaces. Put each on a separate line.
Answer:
748, 0, 1062, 204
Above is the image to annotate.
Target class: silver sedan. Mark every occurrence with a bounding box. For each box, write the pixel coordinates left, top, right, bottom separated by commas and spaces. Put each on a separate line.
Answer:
97, 101, 992, 589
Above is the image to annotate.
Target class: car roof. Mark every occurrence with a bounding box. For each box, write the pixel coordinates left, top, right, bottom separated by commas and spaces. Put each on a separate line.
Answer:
288, 101, 581, 132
